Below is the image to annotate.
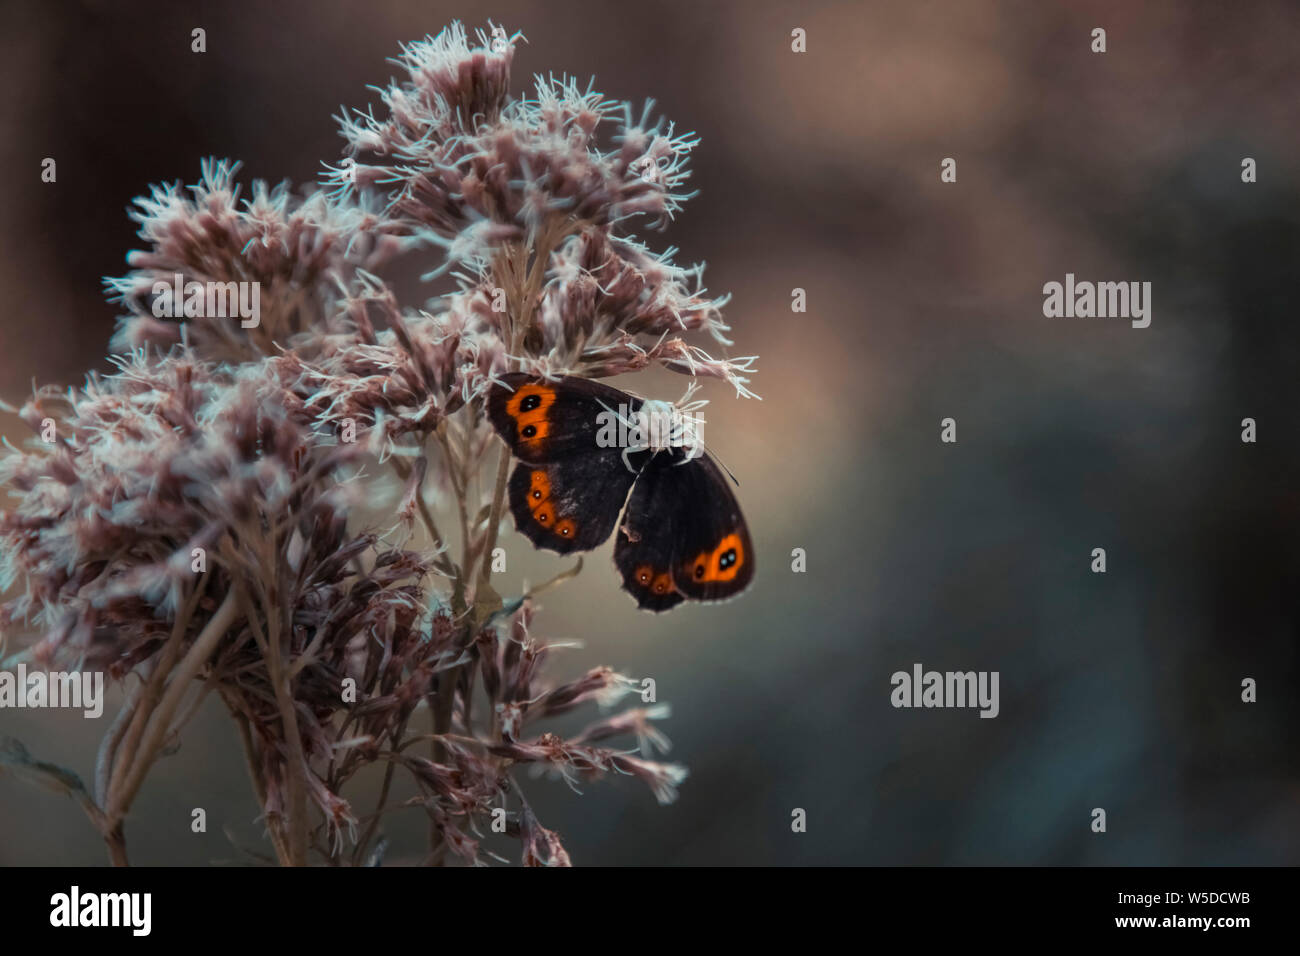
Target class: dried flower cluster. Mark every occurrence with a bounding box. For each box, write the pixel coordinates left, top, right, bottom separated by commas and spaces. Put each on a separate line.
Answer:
0, 20, 753, 866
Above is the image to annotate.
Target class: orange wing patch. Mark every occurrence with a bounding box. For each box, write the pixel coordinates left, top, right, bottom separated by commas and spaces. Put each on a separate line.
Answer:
528, 469, 551, 501
505, 383, 557, 452
525, 468, 578, 541
685, 533, 745, 584
634, 564, 678, 597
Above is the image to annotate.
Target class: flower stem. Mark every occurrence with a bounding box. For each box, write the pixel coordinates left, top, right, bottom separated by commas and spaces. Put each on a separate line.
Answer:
105, 590, 240, 831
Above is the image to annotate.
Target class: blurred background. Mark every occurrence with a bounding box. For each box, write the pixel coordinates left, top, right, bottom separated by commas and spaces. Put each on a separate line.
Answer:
1, 0, 1298, 865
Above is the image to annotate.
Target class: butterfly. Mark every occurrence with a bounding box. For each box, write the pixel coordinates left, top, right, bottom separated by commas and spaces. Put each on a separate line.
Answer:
486, 373, 754, 611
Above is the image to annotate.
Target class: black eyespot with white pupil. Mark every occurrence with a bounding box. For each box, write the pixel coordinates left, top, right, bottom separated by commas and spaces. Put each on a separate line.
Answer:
521, 424, 537, 438
719, 548, 737, 569
520, 394, 541, 412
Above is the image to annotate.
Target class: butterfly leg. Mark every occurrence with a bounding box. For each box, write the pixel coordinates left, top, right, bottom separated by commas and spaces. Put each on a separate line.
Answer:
670, 420, 703, 463
621, 444, 639, 473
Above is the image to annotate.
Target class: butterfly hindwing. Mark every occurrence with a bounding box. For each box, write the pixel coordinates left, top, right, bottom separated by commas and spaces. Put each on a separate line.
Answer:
614, 451, 754, 611
508, 452, 639, 554
487, 372, 642, 464
613, 453, 687, 611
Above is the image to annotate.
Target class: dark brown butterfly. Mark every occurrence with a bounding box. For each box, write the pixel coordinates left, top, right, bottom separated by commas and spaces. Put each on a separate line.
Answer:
486, 373, 754, 611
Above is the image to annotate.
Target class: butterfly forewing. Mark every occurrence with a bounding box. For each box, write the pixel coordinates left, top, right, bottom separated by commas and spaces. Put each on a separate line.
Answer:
487, 372, 641, 464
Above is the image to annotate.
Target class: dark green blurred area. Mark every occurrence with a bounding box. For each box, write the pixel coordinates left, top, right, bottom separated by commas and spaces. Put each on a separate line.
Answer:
1, 0, 1297, 865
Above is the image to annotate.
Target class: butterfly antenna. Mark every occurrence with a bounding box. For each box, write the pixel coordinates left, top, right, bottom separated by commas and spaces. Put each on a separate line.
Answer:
707, 447, 741, 486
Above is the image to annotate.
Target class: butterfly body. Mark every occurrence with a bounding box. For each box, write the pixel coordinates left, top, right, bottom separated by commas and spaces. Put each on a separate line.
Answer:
486, 373, 753, 611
